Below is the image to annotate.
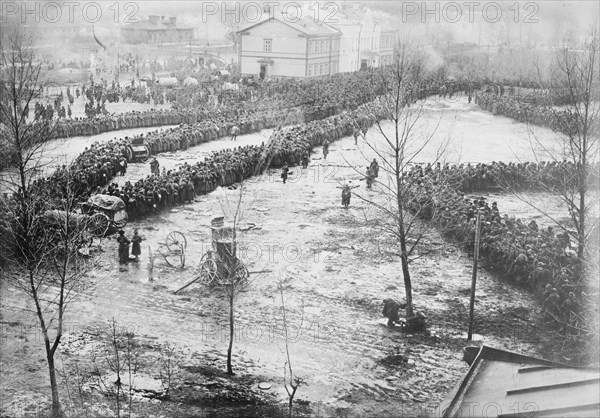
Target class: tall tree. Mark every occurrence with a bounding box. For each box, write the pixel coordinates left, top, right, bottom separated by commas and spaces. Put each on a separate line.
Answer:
511, 28, 599, 356
1, 24, 100, 417
217, 184, 249, 375
347, 47, 453, 330
527, 29, 599, 266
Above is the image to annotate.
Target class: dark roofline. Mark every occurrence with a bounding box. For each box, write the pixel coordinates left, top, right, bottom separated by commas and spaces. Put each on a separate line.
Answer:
237, 16, 340, 37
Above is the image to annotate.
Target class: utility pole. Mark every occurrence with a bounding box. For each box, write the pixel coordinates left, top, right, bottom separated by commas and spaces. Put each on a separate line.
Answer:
468, 209, 482, 341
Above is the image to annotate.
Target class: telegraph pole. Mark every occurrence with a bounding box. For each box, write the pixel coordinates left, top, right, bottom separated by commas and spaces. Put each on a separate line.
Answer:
468, 209, 482, 341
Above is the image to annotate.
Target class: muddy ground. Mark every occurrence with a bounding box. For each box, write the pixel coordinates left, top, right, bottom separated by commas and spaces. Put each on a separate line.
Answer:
1, 97, 595, 417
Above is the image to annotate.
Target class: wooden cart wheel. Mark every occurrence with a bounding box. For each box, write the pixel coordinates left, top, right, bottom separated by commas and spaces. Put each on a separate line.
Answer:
166, 231, 187, 253
160, 247, 185, 269
125, 146, 133, 163
198, 252, 219, 286
140, 146, 150, 163
87, 212, 110, 237
112, 211, 128, 229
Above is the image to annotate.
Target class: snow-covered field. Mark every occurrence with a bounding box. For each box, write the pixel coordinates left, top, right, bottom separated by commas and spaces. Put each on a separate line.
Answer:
1, 96, 591, 417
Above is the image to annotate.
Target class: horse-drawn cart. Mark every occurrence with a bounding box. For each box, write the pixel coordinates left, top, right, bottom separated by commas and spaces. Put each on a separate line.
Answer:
80, 194, 128, 235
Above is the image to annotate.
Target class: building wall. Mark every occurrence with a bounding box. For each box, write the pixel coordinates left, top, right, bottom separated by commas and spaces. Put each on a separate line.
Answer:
334, 22, 398, 72
336, 24, 362, 72
379, 30, 397, 66
239, 20, 308, 77
239, 19, 342, 78
306, 36, 340, 77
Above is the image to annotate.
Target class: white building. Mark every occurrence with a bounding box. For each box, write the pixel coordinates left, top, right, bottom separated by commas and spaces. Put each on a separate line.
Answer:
237, 16, 341, 79
326, 5, 399, 73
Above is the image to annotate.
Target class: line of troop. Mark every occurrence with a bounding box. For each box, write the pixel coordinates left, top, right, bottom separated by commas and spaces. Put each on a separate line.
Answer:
413, 161, 600, 193
402, 165, 596, 336
475, 92, 580, 134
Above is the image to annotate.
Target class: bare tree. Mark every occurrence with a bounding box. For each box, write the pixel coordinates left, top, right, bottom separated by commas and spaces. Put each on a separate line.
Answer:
89, 318, 141, 418
345, 47, 453, 330
277, 281, 307, 417
217, 183, 250, 375
1, 25, 100, 417
522, 29, 600, 265
499, 28, 600, 354
1, 175, 102, 417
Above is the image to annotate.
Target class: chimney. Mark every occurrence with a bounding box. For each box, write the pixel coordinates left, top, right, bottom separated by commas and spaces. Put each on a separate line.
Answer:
169, 17, 177, 25
149, 15, 159, 24
161, 16, 165, 21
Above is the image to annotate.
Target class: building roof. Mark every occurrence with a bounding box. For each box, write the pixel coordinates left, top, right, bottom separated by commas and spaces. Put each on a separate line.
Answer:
442, 345, 600, 418
237, 16, 340, 37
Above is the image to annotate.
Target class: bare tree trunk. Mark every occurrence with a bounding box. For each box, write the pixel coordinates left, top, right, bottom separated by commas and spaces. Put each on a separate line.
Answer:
45, 343, 61, 417
578, 163, 586, 261
400, 248, 414, 318
227, 294, 234, 375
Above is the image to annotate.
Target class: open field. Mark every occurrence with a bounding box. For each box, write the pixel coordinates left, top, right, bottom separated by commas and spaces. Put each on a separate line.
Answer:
1, 96, 596, 417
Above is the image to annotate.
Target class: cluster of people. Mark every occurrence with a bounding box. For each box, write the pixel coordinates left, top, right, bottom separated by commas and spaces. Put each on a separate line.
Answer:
26, 139, 130, 205
117, 229, 143, 263
33, 90, 71, 120
409, 161, 600, 193
99, 144, 264, 221
138, 107, 304, 154
403, 164, 592, 334
26, 69, 435, 142
475, 92, 579, 134
82, 78, 167, 112
39, 91, 297, 140
7, 64, 595, 339
25, 89, 383, 228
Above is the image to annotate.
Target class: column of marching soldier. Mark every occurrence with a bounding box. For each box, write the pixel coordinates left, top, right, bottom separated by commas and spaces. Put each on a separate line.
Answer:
26, 103, 379, 222
475, 91, 579, 133
26, 99, 593, 333
25, 69, 472, 140
402, 163, 597, 331
11, 71, 596, 333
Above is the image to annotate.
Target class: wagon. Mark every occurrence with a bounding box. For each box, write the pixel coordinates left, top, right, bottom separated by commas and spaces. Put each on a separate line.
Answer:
41, 209, 107, 253
80, 194, 128, 235
125, 144, 150, 163
42, 209, 109, 237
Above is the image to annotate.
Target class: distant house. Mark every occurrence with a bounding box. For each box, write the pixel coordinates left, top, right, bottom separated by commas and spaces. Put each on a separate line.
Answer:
120, 16, 193, 44
328, 6, 399, 72
237, 16, 341, 79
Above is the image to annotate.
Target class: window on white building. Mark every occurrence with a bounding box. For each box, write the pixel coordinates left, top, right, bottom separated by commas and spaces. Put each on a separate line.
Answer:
308, 64, 313, 77
264, 39, 272, 52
